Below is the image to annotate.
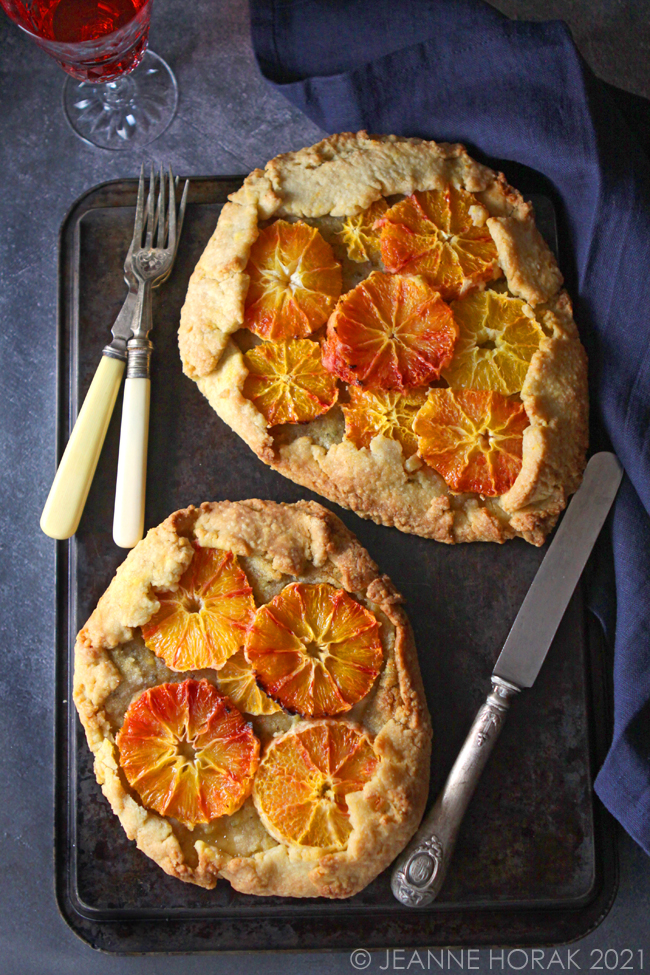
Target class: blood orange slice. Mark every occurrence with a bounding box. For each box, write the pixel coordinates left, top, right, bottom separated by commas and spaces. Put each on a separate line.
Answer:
339, 199, 389, 262
244, 583, 383, 718
379, 186, 501, 298
244, 220, 342, 340
116, 679, 260, 826
141, 546, 255, 672
243, 338, 338, 426
253, 720, 379, 850
443, 290, 544, 394
215, 649, 281, 716
322, 271, 458, 389
342, 386, 426, 457
413, 389, 529, 496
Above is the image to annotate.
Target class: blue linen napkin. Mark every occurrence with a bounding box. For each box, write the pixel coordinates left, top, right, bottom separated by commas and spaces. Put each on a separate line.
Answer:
249, 0, 650, 855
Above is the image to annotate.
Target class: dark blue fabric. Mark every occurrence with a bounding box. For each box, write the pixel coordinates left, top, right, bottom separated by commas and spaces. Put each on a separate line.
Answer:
250, 0, 650, 854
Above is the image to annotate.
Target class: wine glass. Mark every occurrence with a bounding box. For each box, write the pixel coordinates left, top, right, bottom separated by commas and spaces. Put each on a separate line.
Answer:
0, 0, 178, 150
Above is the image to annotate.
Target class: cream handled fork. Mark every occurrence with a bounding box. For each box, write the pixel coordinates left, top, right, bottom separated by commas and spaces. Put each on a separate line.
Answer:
113, 165, 188, 549
40, 171, 187, 542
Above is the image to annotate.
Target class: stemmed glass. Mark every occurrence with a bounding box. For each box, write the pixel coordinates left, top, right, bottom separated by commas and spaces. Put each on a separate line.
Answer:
0, 0, 178, 150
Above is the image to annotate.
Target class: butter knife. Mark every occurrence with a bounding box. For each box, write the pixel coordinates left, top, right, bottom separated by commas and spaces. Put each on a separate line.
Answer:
391, 452, 623, 907
40, 272, 137, 540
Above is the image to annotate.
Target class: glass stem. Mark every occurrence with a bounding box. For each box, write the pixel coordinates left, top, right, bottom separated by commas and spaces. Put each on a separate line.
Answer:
100, 75, 133, 110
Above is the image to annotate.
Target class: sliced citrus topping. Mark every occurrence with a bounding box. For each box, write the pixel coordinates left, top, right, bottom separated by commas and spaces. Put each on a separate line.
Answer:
413, 388, 529, 496
322, 271, 458, 389
442, 290, 544, 394
215, 649, 281, 716
244, 220, 342, 340
342, 386, 427, 457
141, 546, 255, 672
339, 198, 389, 262
253, 720, 379, 850
245, 582, 383, 718
243, 338, 338, 426
378, 186, 501, 298
117, 679, 260, 826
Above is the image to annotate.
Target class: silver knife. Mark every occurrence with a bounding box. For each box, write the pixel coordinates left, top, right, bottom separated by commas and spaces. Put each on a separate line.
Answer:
391, 452, 623, 907
40, 269, 137, 540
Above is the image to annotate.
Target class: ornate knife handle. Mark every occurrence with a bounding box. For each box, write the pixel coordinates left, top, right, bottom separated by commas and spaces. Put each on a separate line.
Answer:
391, 677, 520, 907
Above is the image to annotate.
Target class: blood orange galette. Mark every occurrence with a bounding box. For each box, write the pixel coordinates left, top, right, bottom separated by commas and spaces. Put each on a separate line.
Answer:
179, 132, 588, 545
73, 500, 431, 897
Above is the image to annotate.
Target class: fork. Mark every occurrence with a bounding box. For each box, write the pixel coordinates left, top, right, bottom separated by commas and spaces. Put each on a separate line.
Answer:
112, 165, 188, 548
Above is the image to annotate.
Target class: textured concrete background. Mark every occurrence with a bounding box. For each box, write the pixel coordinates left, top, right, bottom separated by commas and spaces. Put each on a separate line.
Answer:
1, 1, 649, 972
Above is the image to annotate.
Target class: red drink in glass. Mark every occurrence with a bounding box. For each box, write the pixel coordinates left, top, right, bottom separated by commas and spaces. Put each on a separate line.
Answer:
1, 0, 177, 149
1, 0, 152, 81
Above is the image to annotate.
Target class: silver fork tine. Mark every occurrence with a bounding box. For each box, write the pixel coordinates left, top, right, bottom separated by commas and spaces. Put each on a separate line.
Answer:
177, 178, 189, 245
154, 178, 189, 287
156, 164, 166, 250
145, 164, 155, 248
132, 163, 146, 247
167, 165, 177, 253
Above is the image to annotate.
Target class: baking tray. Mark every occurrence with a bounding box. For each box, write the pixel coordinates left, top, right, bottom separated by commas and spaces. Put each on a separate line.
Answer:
54, 176, 618, 953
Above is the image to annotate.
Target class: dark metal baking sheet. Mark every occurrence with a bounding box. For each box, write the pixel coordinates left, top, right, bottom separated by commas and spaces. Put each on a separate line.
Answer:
54, 177, 618, 952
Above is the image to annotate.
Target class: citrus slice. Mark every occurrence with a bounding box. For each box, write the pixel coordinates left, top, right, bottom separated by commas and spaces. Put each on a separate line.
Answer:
339, 199, 389, 262
322, 271, 458, 389
442, 290, 544, 394
116, 679, 260, 826
253, 720, 379, 850
378, 186, 502, 298
244, 582, 383, 718
243, 338, 339, 426
215, 649, 281, 716
342, 386, 427, 457
413, 388, 529, 496
244, 220, 342, 340
141, 546, 255, 672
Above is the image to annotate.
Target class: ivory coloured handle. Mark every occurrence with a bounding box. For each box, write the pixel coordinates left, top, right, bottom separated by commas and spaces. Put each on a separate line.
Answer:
112, 377, 150, 549
40, 354, 124, 540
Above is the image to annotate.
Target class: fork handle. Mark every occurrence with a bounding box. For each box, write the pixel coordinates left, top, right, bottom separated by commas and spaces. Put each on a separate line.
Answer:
113, 376, 150, 548
41, 353, 125, 540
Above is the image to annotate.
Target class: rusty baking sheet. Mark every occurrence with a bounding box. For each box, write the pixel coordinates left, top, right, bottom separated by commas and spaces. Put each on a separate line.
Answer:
53, 176, 618, 952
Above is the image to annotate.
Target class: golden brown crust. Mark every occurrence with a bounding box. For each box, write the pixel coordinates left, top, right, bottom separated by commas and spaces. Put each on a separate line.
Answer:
179, 132, 588, 545
74, 500, 432, 898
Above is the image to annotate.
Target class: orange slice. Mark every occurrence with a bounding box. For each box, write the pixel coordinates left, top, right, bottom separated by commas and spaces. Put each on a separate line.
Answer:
215, 649, 281, 716
244, 582, 383, 718
342, 386, 427, 457
413, 388, 529, 496
253, 720, 379, 850
443, 290, 544, 394
379, 186, 502, 298
244, 220, 342, 340
322, 271, 458, 389
339, 199, 389, 262
116, 679, 260, 826
141, 546, 255, 672
243, 338, 339, 426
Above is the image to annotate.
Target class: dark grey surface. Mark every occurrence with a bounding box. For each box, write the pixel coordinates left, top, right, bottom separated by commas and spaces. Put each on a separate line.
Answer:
1, 0, 649, 971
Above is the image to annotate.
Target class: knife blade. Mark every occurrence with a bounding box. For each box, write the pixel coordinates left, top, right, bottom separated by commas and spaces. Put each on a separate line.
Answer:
494, 450, 623, 687
391, 452, 623, 908
104, 283, 138, 359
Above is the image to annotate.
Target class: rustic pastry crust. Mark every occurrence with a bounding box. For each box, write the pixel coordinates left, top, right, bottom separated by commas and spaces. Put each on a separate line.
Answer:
74, 500, 432, 898
179, 132, 588, 545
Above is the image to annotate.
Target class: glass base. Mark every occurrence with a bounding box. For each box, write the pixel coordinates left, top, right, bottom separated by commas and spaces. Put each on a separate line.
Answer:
62, 50, 178, 150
